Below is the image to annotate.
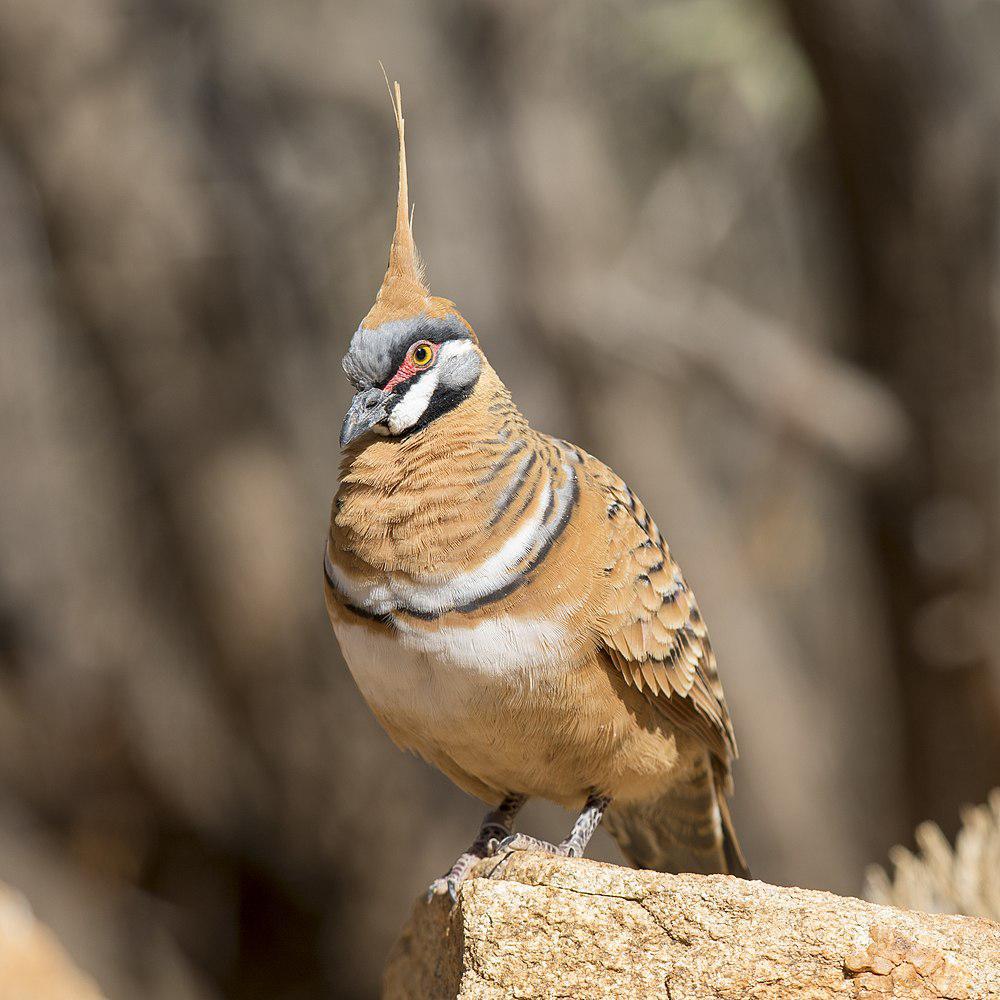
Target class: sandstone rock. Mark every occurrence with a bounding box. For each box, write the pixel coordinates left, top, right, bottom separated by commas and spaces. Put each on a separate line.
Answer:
0, 883, 106, 1000
383, 853, 1000, 999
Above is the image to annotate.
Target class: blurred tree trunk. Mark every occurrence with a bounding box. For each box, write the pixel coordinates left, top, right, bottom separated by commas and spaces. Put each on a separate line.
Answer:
782, 0, 1000, 832
0, 2, 438, 997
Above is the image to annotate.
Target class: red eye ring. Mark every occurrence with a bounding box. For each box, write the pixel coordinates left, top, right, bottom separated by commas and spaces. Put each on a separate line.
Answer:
381, 341, 438, 392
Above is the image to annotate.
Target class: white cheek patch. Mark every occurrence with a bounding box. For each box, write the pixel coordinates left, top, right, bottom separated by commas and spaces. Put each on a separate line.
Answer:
388, 367, 440, 433
384, 339, 476, 434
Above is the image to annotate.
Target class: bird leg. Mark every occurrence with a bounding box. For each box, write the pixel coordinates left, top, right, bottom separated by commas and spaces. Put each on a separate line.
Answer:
427, 794, 526, 902
494, 792, 611, 859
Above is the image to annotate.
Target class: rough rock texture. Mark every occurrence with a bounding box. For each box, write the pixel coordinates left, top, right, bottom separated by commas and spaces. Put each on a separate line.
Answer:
383, 854, 1000, 1000
0, 881, 106, 999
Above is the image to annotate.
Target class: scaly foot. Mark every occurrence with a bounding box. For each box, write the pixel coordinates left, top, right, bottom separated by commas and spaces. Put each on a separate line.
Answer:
427, 847, 490, 902
491, 793, 612, 862
426, 794, 527, 903
492, 832, 577, 857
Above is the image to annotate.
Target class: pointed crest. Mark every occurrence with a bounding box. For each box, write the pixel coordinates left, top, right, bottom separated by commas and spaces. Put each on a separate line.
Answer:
362, 71, 430, 329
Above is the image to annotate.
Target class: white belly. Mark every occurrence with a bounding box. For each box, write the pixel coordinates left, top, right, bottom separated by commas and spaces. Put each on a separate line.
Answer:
332, 608, 686, 808
332, 613, 584, 800
333, 614, 573, 725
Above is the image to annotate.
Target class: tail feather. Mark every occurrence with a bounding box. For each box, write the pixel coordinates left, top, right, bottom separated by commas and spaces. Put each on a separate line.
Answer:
716, 778, 751, 878
604, 755, 749, 878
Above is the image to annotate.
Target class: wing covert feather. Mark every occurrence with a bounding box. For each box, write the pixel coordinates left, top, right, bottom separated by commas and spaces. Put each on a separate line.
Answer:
590, 465, 737, 766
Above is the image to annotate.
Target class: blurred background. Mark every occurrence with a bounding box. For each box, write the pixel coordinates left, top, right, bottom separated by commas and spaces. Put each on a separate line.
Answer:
1, 0, 999, 996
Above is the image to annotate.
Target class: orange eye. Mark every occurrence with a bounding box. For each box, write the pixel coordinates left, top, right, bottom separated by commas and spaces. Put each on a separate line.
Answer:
412, 343, 435, 367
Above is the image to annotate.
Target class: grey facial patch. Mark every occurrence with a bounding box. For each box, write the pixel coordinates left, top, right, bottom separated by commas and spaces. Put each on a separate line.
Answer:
342, 313, 471, 389
437, 340, 481, 393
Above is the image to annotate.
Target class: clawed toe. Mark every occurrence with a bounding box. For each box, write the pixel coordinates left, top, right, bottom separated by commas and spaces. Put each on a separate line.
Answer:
491, 833, 521, 854
426, 848, 485, 903
492, 832, 567, 856
426, 876, 461, 903
430, 793, 601, 900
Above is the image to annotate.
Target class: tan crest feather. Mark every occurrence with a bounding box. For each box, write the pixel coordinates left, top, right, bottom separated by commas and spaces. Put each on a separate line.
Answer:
363, 70, 430, 329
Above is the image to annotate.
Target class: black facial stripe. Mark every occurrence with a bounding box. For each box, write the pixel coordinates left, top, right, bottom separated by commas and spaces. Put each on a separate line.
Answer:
383, 327, 472, 389
387, 365, 434, 397
398, 377, 478, 437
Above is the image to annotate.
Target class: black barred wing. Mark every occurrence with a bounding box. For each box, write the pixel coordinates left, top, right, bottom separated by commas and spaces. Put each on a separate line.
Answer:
595, 474, 737, 767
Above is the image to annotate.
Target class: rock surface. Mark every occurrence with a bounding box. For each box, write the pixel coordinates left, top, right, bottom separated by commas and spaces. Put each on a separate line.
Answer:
383, 853, 1000, 999
0, 881, 106, 999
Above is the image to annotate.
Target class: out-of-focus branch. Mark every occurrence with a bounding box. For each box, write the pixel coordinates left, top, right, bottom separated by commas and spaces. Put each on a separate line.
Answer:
782, 0, 1000, 831
544, 271, 911, 471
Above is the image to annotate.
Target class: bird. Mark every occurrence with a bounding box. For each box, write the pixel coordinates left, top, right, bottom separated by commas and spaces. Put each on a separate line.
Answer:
325, 80, 749, 901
